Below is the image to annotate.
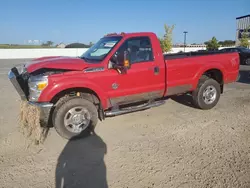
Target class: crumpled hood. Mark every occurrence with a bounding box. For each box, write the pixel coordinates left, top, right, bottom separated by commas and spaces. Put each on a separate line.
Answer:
25, 56, 92, 73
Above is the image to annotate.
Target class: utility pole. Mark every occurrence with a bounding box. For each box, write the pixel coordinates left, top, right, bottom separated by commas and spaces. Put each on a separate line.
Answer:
183, 31, 188, 52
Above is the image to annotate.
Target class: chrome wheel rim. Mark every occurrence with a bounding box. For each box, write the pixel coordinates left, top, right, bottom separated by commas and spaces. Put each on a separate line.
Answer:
64, 106, 91, 133
202, 85, 217, 105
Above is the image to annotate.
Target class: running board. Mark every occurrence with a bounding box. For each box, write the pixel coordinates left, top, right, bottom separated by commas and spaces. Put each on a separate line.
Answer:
105, 100, 165, 117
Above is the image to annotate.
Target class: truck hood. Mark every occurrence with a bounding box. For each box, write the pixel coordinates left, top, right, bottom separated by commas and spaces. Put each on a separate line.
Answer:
25, 56, 96, 73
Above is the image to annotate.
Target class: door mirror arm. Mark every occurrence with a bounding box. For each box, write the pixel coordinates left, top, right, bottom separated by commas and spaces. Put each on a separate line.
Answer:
112, 63, 127, 74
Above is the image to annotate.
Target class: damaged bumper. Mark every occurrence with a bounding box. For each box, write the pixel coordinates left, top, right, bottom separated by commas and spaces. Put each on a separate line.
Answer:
28, 102, 53, 127
8, 67, 27, 100
8, 68, 53, 127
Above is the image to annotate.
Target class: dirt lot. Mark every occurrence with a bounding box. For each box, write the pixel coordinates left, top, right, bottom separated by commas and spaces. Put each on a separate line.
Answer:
0, 59, 250, 188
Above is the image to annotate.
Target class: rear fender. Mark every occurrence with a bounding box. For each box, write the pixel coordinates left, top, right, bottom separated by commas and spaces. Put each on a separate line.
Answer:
192, 63, 224, 89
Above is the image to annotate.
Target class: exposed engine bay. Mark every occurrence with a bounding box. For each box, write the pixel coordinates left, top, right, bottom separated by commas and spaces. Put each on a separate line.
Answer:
11, 64, 73, 101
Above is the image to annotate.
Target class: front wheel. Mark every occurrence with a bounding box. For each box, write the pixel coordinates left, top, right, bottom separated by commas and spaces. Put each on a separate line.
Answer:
192, 76, 221, 110
52, 97, 98, 140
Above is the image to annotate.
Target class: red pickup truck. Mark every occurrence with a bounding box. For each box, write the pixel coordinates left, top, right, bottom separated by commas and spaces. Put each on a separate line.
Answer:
8, 32, 239, 140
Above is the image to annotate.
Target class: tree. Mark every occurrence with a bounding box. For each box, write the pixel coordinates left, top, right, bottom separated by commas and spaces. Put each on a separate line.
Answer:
206, 37, 220, 51
158, 37, 164, 50
239, 27, 250, 48
47, 41, 54, 46
42, 41, 54, 47
204, 41, 209, 46
218, 40, 235, 46
159, 24, 175, 52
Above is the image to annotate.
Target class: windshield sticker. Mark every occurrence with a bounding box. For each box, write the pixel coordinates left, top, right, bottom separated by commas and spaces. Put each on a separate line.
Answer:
104, 42, 116, 47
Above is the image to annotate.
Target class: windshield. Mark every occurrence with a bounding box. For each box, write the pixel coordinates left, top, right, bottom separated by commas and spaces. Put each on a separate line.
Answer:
80, 36, 122, 62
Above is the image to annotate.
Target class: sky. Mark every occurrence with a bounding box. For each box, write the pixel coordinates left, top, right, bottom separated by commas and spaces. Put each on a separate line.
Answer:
1, 0, 249, 45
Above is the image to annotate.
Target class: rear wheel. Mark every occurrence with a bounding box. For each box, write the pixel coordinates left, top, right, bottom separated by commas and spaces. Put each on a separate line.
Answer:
192, 75, 221, 110
52, 97, 98, 140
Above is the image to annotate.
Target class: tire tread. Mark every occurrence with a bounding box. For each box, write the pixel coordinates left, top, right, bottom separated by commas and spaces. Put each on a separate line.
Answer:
192, 75, 221, 110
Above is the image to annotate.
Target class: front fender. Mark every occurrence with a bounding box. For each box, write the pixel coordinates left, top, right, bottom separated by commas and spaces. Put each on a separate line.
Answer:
38, 77, 109, 109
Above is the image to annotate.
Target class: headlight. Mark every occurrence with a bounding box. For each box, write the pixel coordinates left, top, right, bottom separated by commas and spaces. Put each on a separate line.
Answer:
28, 76, 48, 101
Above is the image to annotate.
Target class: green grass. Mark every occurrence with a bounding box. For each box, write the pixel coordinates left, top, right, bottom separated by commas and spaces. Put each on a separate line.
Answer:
0, 44, 56, 49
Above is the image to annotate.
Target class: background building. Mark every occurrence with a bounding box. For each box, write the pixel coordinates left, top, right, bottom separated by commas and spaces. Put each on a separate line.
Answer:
236, 14, 250, 46
56, 43, 66, 48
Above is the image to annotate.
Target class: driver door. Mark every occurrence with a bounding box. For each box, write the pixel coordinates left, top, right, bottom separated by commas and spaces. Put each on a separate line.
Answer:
103, 36, 165, 106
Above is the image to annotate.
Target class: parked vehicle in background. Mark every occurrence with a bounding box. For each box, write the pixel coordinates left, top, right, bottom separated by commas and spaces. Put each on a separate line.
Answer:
219, 47, 250, 65
8, 32, 240, 140
197, 50, 208, 52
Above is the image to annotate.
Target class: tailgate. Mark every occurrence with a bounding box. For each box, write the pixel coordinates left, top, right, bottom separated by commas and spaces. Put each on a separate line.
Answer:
223, 52, 240, 83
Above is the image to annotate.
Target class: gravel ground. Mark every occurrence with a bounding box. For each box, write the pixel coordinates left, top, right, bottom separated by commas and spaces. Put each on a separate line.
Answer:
0, 59, 250, 188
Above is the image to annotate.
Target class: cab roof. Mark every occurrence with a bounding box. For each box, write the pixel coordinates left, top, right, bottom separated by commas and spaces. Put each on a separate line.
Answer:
104, 32, 156, 38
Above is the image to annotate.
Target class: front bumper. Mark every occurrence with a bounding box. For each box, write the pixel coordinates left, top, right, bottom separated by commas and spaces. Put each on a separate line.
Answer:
8, 68, 53, 127
28, 102, 53, 127
8, 67, 27, 100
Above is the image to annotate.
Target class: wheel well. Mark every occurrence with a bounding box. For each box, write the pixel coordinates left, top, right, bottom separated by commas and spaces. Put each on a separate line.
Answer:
51, 87, 101, 105
202, 69, 224, 93
50, 87, 105, 122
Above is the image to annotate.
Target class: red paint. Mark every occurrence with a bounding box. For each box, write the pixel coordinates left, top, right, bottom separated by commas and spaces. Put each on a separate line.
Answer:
29, 32, 239, 110
165, 52, 239, 91
25, 56, 98, 72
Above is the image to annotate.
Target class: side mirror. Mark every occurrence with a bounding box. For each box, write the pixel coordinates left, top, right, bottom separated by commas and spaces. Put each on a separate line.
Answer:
123, 50, 131, 69
110, 50, 130, 74
110, 52, 118, 64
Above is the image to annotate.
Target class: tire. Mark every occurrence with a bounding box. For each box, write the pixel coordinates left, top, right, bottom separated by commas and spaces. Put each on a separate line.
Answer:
192, 75, 221, 110
52, 97, 98, 140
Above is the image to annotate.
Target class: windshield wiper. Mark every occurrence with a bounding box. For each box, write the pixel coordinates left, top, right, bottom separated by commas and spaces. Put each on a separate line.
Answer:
80, 56, 90, 62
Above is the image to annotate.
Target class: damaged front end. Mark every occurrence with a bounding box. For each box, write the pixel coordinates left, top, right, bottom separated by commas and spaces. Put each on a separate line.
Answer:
8, 65, 29, 100
8, 64, 53, 128
8, 57, 86, 143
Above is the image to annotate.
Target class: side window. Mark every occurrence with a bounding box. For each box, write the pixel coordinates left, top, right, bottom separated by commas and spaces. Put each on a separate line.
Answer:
113, 37, 154, 65
127, 37, 154, 64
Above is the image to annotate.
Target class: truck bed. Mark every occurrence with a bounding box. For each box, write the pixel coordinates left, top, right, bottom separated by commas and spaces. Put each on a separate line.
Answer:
164, 50, 234, 60
164, 51, 239, 96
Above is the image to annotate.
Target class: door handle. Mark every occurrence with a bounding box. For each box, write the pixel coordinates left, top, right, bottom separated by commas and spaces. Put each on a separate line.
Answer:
154, 66, 160, 75
148, 66, 159, 75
